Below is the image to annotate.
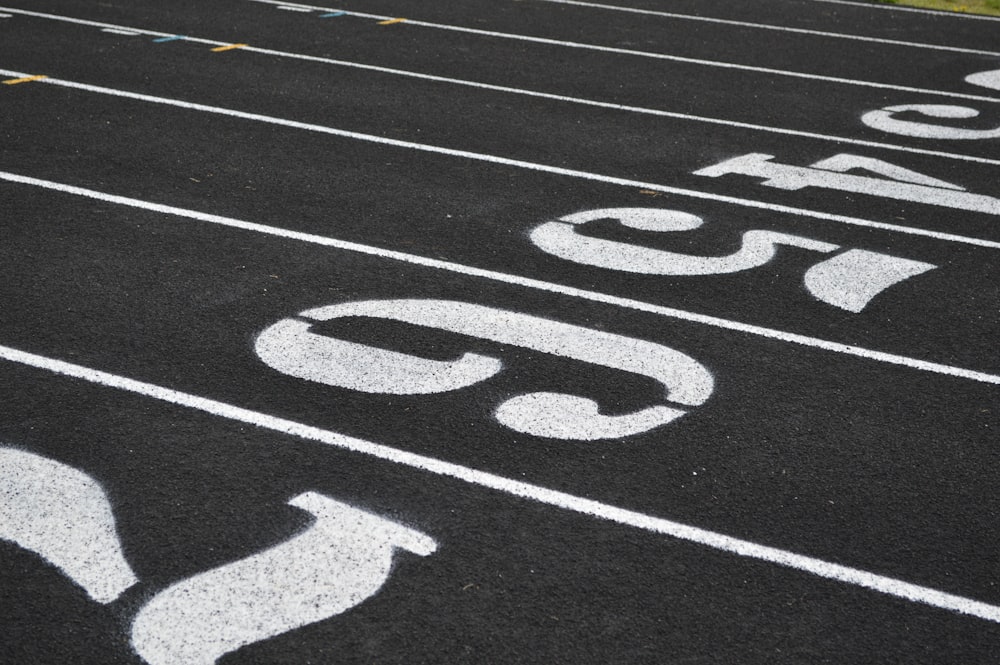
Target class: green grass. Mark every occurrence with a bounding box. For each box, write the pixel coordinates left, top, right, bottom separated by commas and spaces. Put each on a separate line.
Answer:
875, 0, 1000, 16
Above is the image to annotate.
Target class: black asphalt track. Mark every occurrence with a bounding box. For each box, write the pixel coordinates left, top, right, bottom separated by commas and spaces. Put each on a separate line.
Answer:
1, 1, 999, 663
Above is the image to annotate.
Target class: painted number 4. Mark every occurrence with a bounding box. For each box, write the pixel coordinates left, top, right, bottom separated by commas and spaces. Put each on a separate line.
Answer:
530, 207, 935, 313
694, 152, 1000, 215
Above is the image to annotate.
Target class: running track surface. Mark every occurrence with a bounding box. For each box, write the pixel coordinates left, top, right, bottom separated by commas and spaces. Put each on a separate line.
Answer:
2, 1, 1000, 662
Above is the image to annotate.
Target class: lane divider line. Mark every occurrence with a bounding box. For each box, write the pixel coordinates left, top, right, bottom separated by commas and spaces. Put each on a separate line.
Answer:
4, 68, 999, 248
2, 74, 46, 85
210, 43, 248, 52
245, 0, 1000, 104
533, 0, 1000, 56
3, 9, 1000, 169
319, 11, 346, 18
152, 35, 186, 43
2, 4, 997, 104
0, 342, 998, 624
1, 168, 998, 386
100, 27, 140, 35
377, 17, 407, 26
277, 4, 313, 10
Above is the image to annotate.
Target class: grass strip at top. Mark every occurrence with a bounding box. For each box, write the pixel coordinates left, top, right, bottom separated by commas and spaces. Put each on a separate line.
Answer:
877, 0, 1000, 16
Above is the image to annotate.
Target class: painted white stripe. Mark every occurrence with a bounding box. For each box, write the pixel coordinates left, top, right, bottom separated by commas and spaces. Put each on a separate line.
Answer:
100, 28, 140, 35
3, 18, 999, 168
0, 343, 998, 622
247, 0, 1000, 104
277, 4, 313, 10
532, 0, 1000, 57
4, 69, 999, 247
2, 169, 999, 385
2, 4, 998, 105
810, 0, 1000, 21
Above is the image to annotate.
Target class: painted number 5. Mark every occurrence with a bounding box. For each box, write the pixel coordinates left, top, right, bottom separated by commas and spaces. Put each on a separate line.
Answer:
530, 208, 934, 313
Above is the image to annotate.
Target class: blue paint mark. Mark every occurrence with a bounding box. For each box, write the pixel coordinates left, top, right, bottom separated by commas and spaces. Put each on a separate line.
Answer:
319, 12, 346, 18
153, 35, 186, 43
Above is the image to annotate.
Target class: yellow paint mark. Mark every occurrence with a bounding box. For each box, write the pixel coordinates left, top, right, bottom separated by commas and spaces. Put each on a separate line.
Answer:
2, 74, 47, 85
377, 17, 407, 25
211, 43, 248, 52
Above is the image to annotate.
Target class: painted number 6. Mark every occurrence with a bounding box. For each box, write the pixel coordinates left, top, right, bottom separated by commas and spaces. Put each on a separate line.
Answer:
255, 299, 714, 441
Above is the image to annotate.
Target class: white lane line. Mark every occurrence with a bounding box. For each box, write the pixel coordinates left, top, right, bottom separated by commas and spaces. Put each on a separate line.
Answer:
247, 0, 1000, 104
2, 169, 999, 386
531, 0, 1000, 57
2, 4, 998, 105
2, 18, 999, 167
100, 28, 140, 36
4, 69, 1000, 248
810, 0, 1000, 21
0, 343, 998, 623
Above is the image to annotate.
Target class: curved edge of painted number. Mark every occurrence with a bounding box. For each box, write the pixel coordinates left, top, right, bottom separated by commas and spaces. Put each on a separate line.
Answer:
255, 299, 714, 441
131, 492, 436, 665
803, 250, 936, 313
530, 208, 838, 276
0, 447, 138, 603
254, 316, 503, 394
966, 68, 1000, 92
861, 104, 1000, 140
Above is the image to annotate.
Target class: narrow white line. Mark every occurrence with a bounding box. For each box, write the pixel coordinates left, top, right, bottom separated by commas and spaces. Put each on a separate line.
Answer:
2, 4, 998, 105
277, 4, 313, 10
532, 0, 1000, 57
4, 68, 999, 248
100, 28, 140, 35
0, 343, 997, 623
247, 0, 1000, 104
810, 0, 1000, 21
2, 169, 999, 386
2, 15, 999, 168
0, 12, 12, 18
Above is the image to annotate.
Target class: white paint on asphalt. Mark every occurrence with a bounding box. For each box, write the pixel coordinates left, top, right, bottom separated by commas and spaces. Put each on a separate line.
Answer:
530, 208, 840, 276
246, 0, 1000, 104
532, 0, 1000, 57
967, 68, 1000, 91
862, 104, 1000, 139
529, 208, 934, 312
695, 153, 1000, 216
132, 492, 435, 665
3, 21, 999, 167
6, 4, 996, 105
2, 70, 999, 246
803, 249, 936, 314
6, 43, 1000, 170
0, 447, 138, 603
256, 299, 713, 440
0, 170, 997, 384
256, 318, 506, 395
100, 27, 140, 35
1, 345, 999, 623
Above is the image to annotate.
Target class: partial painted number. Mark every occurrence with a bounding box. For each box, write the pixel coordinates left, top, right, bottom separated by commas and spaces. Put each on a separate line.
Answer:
530, 207, 934, 313
862, 104, 1000, 140
256, 299, 714, 440
967, 68, 1000, 92
694, 152, 1000, 215
0, 447, 436, 665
